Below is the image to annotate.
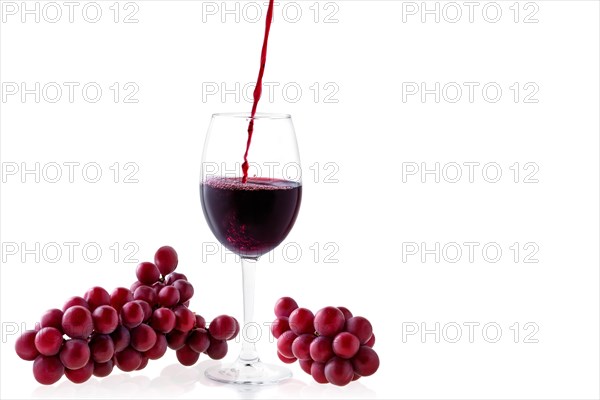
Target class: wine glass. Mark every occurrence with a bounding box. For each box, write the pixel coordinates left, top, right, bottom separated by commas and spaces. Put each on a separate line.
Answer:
200, 112, 302, 384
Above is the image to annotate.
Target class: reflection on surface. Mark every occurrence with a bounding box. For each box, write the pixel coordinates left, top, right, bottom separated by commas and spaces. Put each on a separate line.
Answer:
32, 359, 376, 399
32, 362, 200, 399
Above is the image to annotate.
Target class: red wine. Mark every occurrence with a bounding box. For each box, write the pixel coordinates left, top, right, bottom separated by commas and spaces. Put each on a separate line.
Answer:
200, 177, 302, 259
242, 0, 276, 183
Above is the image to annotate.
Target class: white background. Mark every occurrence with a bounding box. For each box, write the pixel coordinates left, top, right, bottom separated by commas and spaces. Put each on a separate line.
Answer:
1, 0, 599, 398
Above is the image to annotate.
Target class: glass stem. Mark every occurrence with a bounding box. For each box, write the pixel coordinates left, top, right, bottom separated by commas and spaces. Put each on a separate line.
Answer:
238, 257, 260, 364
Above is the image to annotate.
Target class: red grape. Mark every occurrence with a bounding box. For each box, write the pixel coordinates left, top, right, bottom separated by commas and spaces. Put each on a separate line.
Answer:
93, 360, 114, 377
145, 333, 167, 360
130, 281, 143, 293
314, 307, 345, 337
332, 332, 360, 359
155, 246, 178, 276
274, 297, 298, 318
209, 315, 237, 340
136, 262, 160, 285
352, 346, 379, 377
33, 355, 64, 385
134, 285, 157, 307
110, 288, 133, 312
136, 300, 153, 322
40, 309, 64, 331
62, 305, 93, 339
352, 373, 361, 381
176, 345, 199, 366
65, 359, 94, 384
174, 306, 195, 333
151, 308, 176, 333
158, 286, 180, 307
16, 330, 40, 361
232, 319, 240, 339
292, 334, 315, 361
84, 287, 110, 311
136, 356, 149, 370
309, 335, 334, 363
276, 330, 297, 359
130, 324, 157, 352
310, 361, 328, 384
152, 282, 166, 296
115, 346, 142, 372
187, 329, 210, 353
62, 296, 89, 312
120, 301, 144, 328
365, 333, 375, 348
35, 327, 63, 356
337, 306, 353, 321
195, 314, 206, 329
166, 330, 187, 350
324, 357, 353, 386
277, 351, 297, 364
271, 317, 290, 339
288, 308, 314, 335
92, 305, 119, 334
299, 359, 313, 374
90, 334, 114, 363
110, 325, 130, 352
60, 339, 90, 370
345, 317, 373, 344
173, 280, 194, 303
165, 272, 187, 285
206, 337, 227, 360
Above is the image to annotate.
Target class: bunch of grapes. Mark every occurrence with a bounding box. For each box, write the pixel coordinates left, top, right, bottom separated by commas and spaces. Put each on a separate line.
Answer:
14, 246, 239, 385
272, 297, 379, 386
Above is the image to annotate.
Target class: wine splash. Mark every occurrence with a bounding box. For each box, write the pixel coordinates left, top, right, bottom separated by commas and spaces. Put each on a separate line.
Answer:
241, 0, 275, 183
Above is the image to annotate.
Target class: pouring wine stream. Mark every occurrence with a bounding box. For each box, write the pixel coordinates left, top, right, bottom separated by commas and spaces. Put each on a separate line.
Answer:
241, 0, 275, 184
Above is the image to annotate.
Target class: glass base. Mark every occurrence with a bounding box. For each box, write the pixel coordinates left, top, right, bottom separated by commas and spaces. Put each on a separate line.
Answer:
205, 359, 292, 385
